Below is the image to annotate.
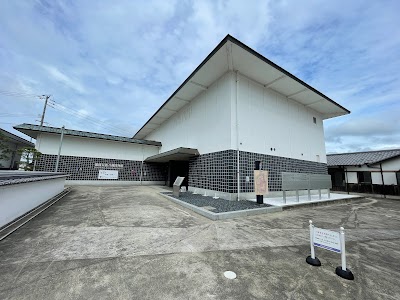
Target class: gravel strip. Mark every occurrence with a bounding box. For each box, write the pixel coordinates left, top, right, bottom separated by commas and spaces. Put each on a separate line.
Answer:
161, 192, 271, 213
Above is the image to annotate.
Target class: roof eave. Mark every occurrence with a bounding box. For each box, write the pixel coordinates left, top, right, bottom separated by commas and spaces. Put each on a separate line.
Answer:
134, 34, 350, 138
14, 124, 161, 147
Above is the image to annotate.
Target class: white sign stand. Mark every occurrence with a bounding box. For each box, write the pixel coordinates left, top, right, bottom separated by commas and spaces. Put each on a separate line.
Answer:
306, 220, 354, 280
335, 227, 354, 280
306, 220, 321, 266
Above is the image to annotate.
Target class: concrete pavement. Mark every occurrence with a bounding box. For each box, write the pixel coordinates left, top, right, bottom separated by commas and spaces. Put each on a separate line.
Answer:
0, 186, 399, 299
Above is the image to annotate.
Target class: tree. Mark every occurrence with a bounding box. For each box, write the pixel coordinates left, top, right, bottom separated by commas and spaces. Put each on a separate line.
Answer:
17, 147, 42, 171
0, 131, 13, 168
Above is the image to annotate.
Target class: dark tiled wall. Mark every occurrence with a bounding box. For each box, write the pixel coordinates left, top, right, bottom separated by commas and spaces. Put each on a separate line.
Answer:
189, 150, 236, 193
36, 154, 166, 181
189, 150, 328, 193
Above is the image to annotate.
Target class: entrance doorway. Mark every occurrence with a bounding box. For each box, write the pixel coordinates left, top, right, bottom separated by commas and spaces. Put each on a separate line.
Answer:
168, 161, 189, 188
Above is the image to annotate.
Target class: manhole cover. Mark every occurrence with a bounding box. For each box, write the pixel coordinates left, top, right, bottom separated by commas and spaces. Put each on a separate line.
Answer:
224, 271, 237, 279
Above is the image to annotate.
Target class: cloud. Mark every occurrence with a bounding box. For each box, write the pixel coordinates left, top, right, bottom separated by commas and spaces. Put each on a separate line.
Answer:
0, 0, 399, 154
325, 108, 400, 153
41, 64, 86, 94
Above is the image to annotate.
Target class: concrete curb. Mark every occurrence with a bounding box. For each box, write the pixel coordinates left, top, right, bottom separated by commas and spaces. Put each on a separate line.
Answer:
280, 196, 364, 211
159, 193, 282, 220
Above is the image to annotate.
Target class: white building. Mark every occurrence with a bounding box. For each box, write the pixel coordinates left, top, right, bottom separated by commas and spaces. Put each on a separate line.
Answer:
328, 149, 400, 195
0, 128, 34, 170
15, 35, 349, 199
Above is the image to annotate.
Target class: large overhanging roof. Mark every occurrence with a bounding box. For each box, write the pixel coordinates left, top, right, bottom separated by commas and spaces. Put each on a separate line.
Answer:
134, 35, 350, 139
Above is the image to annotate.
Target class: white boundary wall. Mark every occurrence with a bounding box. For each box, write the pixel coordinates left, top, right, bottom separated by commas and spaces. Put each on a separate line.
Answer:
0, 177, 66, 227
36, 133, 159, 161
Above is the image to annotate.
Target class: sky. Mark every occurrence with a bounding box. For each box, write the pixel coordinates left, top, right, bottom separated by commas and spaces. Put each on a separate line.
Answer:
0, 0, 399, 154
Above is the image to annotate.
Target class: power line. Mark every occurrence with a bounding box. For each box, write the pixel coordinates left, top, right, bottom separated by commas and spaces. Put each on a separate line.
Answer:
49, 102, 132, 136
0, 113, 38, 118
0, 90, 41, 98
0, 89, 133, 136
49, 100, 133, 136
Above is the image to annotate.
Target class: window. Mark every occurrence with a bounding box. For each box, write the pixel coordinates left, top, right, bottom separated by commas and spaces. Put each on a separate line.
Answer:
313, 117, 317, 124
357, 171, 372, 184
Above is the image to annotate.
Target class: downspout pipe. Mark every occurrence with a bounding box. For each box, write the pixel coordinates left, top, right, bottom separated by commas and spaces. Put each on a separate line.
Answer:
236, 71, 240, 201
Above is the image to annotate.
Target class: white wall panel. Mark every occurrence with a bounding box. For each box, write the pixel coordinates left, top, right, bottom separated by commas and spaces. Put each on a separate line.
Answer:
346, 172, 358, 183
236, 74, 327, 163
381, 158, 400, 185
36, 134, 159, 161
146, 73, 232, 154
381, 158, 400, 171
344, 160, 400, 185
371, 173, 382, 184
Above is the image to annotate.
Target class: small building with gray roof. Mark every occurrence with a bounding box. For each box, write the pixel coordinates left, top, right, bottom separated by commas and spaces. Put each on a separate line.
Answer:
327, 149, 400, 195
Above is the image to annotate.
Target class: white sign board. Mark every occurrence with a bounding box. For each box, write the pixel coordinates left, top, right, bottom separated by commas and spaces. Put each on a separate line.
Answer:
254, 170, 269, 195
98, 170, 118, 179
313, 227, 341, 253
173, 176, 185, 186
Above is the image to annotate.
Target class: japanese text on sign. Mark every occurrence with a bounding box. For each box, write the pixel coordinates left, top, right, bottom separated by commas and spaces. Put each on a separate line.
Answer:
313, 227, 341, 253
98, 170, 119, 179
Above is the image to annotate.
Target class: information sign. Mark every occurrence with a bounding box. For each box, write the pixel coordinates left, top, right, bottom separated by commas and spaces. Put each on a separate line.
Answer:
98, 170, 119, 179
173, 176, 185, 186
313, 227, 341, 253
254, 170, 268, 195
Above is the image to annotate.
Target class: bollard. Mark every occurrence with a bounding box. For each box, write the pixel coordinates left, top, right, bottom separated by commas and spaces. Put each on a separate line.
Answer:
335, 227, 354, 280
306, 220, 321, 266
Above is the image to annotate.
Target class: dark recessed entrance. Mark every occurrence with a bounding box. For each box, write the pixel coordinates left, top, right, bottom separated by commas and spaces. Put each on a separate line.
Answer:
168, 161, 189, 188
144, 147, 199, 188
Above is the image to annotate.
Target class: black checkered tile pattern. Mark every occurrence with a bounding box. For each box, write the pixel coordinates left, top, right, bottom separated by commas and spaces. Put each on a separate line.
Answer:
189, 150, 327, 193
36, 154, 166, 181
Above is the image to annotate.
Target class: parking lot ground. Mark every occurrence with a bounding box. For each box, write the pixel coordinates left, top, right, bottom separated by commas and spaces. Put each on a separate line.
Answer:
0, 186, 399, 299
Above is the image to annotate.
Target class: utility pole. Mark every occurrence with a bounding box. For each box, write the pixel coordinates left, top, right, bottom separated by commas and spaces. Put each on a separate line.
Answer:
39, 95, 50, 126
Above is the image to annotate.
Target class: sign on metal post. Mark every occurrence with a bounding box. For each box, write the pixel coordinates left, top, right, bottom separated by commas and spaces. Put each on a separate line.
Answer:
306, 220, 354, 280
